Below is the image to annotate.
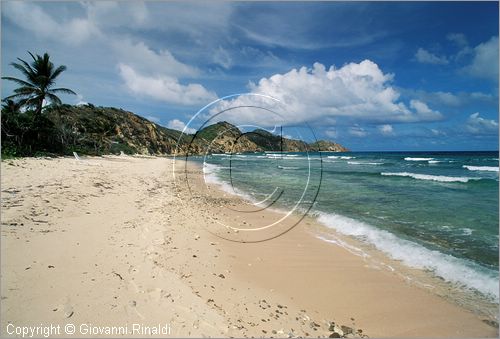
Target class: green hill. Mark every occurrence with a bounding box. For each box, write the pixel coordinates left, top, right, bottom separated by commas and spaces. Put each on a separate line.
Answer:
1, 104, 348, 156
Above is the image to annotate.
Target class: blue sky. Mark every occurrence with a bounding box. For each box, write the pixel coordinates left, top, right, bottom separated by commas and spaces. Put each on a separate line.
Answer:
1, 1, 498, 151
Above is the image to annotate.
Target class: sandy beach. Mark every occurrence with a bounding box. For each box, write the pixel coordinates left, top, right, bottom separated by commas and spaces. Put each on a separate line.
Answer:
1, 156, 497, 338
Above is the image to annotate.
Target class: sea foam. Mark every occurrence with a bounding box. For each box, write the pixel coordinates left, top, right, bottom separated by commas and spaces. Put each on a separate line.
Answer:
316, 212, 499, 300
347, 161, 383, 165
404, 157, 434, 161
327, 156, 354, 160
381, 172, 472, 183
463, 165, 499, 172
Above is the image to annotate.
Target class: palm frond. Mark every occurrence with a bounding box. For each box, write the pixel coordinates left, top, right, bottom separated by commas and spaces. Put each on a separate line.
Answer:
13, 86, 39, 95
16, 57, 35, 75
1, 76, 36, 88
50, 65, 67, 81
50, 87, 77, 95
46, 93, 62, 106
27, 51, 37, 62
4, 93, 34, 101
11, 62, 37, 83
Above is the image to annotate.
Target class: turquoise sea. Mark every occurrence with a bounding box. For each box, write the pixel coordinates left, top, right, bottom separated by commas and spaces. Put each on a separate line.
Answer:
196, 151, 499, 310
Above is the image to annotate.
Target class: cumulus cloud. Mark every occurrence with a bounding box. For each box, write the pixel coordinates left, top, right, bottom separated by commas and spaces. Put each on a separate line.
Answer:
378, 124, 394, 136
414, 48, 449, 65
466, 113, 498, 135
209, 60, 442, 126
409, 100, 443, 121
118, 64, 217, 106
167, 119, 197, 134
465, 36, 499, 82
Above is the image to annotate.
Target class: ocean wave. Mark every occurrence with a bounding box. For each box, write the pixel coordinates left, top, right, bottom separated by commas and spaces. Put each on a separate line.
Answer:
327, 156, 355, 160
404, 157, 434, 161
277, 165, 300, 170
202, 163, 256, 202
316, 212, 499, 300
463, 165, 499, 172
347, 161, 383, 165
428, 160, 442, 164
462, 228, 473, 236
381, 172, 473, 183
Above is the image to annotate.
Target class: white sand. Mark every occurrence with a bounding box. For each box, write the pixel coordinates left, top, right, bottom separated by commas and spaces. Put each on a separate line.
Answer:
0, 156, 497, 337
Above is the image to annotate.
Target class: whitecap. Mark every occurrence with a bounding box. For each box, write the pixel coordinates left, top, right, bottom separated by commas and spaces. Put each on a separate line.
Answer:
463, 165, 499, 172
404, 157, 434, 161
347, 161, 383, 165
381, 172, 473, 183
327, 156, 355, 160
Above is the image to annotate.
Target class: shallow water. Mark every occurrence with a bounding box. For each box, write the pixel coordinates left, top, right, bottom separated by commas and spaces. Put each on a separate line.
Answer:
196, 151, 499, 305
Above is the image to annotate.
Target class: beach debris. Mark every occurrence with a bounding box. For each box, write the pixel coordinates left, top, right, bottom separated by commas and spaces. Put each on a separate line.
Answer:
329, 332, 341, 338
218, 273, 225, 279
48, 265, 55, 269
341, 325, 354, 335
112, 271, 124, 280
194, 234, 200, 240
63, 304, 74, 318
310, 321, 321, 329
482, 319, 499, 328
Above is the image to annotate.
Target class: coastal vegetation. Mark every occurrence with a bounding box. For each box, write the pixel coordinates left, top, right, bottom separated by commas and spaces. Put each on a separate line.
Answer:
1, 53, 348, 157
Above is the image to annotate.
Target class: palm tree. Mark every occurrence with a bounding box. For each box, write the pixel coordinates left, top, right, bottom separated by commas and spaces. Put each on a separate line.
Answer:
2, 52, 76, 120
1, 99, 22, 115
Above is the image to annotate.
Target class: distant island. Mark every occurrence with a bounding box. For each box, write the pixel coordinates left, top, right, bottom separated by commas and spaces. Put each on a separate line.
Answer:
2, 103, 348, 157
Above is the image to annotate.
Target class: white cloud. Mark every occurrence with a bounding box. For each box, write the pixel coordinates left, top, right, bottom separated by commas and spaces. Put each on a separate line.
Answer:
432, 91, 462, 106
431, 129, 446, 137
84, 1, 149, 29
465, 36, 499, 82
118, 64, 217, 106
404, 89, 497, 108
212, 46, 233, 69
113, 40, 199, 78
409, 100, 443, 121
414, 48, 449, 65
447, 33, 468, 47
378, 124, 394, 136
209, 60, 442, 126
75, 94, 88, 106
349, 126, 368, 137
466, 112, 498, 135
167, 119, 197, 134
324, 129, 338, 138
3, 2, 99, 45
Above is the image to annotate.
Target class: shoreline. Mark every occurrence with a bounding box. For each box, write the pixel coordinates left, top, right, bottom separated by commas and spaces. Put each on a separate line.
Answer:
200, 153, 499, 319
1, 156, 498, 337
